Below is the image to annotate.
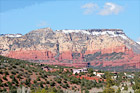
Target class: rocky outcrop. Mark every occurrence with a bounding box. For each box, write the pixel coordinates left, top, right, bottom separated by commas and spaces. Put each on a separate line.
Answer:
0, 28, 140, 71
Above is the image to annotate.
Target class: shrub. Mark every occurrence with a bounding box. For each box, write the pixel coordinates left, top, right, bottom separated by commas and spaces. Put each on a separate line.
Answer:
85, 89, 89, 93
124, 85, 128, 90
0, 70, 3, 74
56, 78, 61, 84
17, 74, 21, 79
40, 81, 44, 88
52, 87, 57, 92
72, 87, 75, 90
62, 84, 67, 89
0, 78, 2, 83
37, 77, 40, 81
11, 71, 16, 75
64, 80, 67, 83
33, 80, 37, 84
10, 75, 15, 79
3, 83, 8, 87
50, 81, 55, 86
46, 80, 50, 84
57, 89, 64, 93
45, 85, 48, 90
12, 65, 17, 68
25, 79, 31, 86
5, 71, 9, 75
3, 88, 6, 92
7, 81, 12, 89
88, 68, 94, 74
12, 77, 19, 84
116, 87, 121, 93
3, 75, 7, 80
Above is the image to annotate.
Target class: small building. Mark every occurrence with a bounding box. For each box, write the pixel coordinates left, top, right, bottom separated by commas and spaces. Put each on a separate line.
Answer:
111, 72, 118, 80
72, 68, 88, 74
124, 73, 134, 79
126, 74, 134, 79
111, 76, 117, 80
93, 72, 104, 77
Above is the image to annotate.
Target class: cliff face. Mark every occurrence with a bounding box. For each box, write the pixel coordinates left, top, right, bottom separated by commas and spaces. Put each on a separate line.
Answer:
0, 28, 140, 71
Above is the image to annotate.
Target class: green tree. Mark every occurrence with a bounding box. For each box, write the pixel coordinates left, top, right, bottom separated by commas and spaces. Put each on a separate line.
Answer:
88, 68, 94, 74
85, 89, 89, 93
3, 75, 7, 80
116, 87, 121, 93
40, 81, 44, 88
75, 72, 78, 75
103, 72, 115, 93
33, 80, 37, 84
37, 77, 40, 81
124, 85, 128, 91
50, 81, 55, 86
135, 89, 140, 93
5, 71, 9, 75
105, 72, 115, 87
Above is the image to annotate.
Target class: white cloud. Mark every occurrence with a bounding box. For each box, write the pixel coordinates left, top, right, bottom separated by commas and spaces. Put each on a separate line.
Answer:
99, 2, 123, 15
81, 3, 98, 15
36, 21, 47, 27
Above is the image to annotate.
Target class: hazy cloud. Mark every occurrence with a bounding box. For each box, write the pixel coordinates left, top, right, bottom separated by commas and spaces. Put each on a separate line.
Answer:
36, 21, 47, 27
81, 2, 123, 15
81, 3, 98, 15
99, 2, 123, 15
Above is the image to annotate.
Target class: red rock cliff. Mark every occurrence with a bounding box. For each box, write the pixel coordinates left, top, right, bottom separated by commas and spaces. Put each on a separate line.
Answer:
0, 28, 140, 70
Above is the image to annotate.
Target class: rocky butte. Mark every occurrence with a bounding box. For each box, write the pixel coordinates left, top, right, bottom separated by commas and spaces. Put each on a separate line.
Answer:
0, 27, 140, 71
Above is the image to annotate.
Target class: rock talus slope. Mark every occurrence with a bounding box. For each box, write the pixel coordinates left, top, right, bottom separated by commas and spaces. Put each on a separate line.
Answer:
0, 28, 140, 71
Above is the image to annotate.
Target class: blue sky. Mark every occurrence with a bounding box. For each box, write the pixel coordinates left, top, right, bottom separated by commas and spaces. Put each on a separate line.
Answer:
0, 0, 140, 41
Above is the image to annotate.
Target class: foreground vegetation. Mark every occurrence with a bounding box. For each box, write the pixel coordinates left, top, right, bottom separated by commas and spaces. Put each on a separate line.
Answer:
0, 55, 140, 93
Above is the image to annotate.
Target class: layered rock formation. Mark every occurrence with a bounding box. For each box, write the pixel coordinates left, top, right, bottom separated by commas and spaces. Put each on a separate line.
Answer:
0, 28, 140, 71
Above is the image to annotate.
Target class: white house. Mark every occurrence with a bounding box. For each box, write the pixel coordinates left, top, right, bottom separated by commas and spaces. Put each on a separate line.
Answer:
72, 68, 88, 74
93, 72, 104, 77
124, 73, 134, 79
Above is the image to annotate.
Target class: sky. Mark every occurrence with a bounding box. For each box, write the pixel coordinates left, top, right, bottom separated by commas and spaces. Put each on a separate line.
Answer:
0, 0, 140, 42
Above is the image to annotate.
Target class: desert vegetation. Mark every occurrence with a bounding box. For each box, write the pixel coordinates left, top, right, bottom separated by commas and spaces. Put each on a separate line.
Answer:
0, 55, 140, 93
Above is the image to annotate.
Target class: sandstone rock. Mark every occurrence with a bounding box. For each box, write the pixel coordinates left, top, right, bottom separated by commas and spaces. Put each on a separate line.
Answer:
0, 28, 140, 70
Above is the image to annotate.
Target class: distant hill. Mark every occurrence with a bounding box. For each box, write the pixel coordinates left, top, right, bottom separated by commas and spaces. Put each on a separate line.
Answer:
0, 27, 140, 71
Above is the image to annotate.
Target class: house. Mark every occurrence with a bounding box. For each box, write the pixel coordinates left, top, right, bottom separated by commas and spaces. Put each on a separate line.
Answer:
73, 69, 81, 74
93, 72, 104, 77
126, 74, 134, 79
111, 76, 117, 80
97, 73, 104, 77
111, 72, 118, 80
124, 73, 134, 79
72, 68, 88, 74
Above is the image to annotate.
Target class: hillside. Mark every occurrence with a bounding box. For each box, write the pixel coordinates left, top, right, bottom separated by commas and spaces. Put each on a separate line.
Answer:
0, 28, 140, 71
0, 56, 140, 93
0, 55, 106, 93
